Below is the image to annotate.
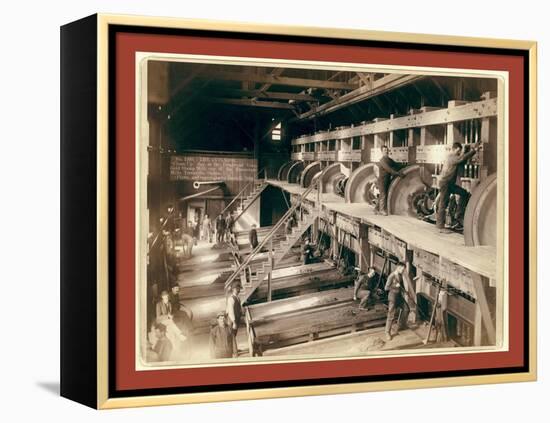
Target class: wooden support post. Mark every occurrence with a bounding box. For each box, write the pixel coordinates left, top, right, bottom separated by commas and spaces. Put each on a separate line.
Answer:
470, 271, 496, 346
359, 235, 371, 273
267, 239, 273, 302
474, 304, 483, 346
403, 249, 417, 324
245, 308, 255, 357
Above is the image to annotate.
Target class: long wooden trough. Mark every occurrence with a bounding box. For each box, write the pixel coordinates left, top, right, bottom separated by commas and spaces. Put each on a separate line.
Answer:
183, 261, 347, 334
249, 266, 355, 303
245, 287, 387, 356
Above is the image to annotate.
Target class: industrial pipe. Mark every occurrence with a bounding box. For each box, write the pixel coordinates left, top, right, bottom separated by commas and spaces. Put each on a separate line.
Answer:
193, 180, 224, 189
179, 185, 220, 202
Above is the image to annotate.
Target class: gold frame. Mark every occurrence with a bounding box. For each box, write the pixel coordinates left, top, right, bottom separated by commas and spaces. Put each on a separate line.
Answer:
95, 13, 537, 409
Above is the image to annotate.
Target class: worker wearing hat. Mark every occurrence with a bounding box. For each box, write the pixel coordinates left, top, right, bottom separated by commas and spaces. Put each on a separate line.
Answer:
353, 267, 378, 310
226, 282, 243, 337
209, 312, 238, 359
384, 261, 410, 341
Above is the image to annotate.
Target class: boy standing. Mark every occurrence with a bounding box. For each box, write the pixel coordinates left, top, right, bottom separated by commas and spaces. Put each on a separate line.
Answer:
209, 312, 238, 359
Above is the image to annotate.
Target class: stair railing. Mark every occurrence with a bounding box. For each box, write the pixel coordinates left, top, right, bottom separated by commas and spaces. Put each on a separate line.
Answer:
224, 172, 323, 292
214, 167, 266, 224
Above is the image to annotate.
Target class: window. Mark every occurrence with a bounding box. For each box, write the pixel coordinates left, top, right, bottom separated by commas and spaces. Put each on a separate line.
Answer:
272, 122, 282, 141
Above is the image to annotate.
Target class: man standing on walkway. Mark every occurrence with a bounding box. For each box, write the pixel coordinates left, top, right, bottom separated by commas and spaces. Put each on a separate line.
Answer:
202, 214, 213, 243
436, 142, 481, 233
226, 282, 243, 338
215, 214, 226, 244
249, 224, 259, 250
384, 261, 410, 341
376, 145, 405, 216
225, 213, 234, 242
209, 312, 238, 359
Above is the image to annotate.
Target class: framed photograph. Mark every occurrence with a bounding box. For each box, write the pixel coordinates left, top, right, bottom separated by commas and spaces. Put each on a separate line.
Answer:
60, 14, 537, 409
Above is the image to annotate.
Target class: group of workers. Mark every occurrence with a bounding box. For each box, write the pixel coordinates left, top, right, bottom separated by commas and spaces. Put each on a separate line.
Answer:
376, 142, 482, 233
352, 261, 411, 341
146, 140, 481, 361
147, 280, 244, 362
215, 212, 235, 244
147, 284, 195, 362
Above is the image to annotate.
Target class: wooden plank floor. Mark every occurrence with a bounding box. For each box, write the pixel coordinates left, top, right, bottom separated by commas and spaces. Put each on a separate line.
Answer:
266, 179, 496, 281
263, 327, 426, 357
325, 201, 496, 280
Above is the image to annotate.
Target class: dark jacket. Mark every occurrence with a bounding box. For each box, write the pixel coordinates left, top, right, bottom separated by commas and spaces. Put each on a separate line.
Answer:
354, 273, 377, 294
378, 155, 401, 181
249, 228, 258, 249
216, 216, 226, 231
209, 324, 237, 358
226, 294, 243, 327
168, 292, 181, 313
225, 215, 234, 232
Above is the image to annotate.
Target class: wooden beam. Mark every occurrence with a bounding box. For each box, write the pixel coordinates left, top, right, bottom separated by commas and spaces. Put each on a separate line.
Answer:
170, 64, 206, 98
355, 72, 372, 87
291, 97, 498, 144
254, 68, 285, 100
205, 97, 296, 110
215, 88, 316, 101
167, 80, 210, 119
295, 74, 424, 120
195, 70, 358, 90
470, 272, 496, 345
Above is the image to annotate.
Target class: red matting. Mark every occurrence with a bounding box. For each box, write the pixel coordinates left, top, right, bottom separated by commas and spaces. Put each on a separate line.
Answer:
115, 31, 525, 391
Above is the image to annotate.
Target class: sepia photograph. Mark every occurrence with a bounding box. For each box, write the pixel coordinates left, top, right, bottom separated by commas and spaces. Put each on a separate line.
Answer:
137, 57, 506, 367
137, 55, 505, 367
54, 9, 541, 408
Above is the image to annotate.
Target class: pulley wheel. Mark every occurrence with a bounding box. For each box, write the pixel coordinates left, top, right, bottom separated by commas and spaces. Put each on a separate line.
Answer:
300, 161, 321, 187
387, 165, 432, 217
463, 173, 497, 247
287, 161, 305, 184
319, 163, 345, 194
277, 161, 294, 181
344, 163, 379, 205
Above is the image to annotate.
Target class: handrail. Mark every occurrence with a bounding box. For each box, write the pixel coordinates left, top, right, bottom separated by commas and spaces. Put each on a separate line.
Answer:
224, 172, 323, 291
214, 167, 266, 223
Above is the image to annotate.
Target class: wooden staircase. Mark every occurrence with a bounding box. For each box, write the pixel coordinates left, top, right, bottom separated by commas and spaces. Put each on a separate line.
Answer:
232, 180, 268, 223
223, 168, 325, 304
242, 211, 318, 302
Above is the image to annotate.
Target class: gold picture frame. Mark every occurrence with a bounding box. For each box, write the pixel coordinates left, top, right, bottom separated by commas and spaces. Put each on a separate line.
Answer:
60, 13, 537, 409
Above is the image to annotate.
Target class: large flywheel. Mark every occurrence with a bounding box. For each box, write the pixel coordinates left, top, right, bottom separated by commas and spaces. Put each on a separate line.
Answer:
319, 163, 345, 194
287, 161, 305, 184
344, 163, 379, 205
300, 161, 321, 187
277, 161, 294, 181
387, 165, 432, 217
463, 173, 497, 247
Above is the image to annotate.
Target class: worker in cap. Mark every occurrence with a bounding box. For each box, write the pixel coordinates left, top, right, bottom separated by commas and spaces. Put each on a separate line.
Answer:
209, 311, 238, 359
436, 141, 482, 233
353, 267, 378, 310
376, 145, 405, 216
384, 261, 410, 341
302, 238, 314, 265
